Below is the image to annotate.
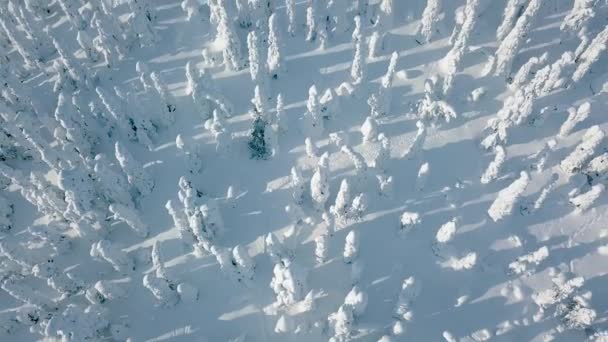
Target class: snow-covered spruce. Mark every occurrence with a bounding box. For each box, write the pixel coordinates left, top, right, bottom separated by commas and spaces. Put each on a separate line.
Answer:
560, 125, 605, 175
115, 141, 154, 197
310, 152, 331, 210
90, 240, 134, 273
417, 0, 442, 43
559, 102, 591, 138
343, 230, 360, 264
508, 246, 549, 275
481, 146, 507, 184
570, 184, 605, 213
487, 171, 530, 222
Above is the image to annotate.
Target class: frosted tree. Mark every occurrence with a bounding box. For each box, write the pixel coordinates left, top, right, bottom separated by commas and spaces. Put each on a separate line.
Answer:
417, 0, 442, 43
165, 199, 197, 249
270, 259, 307, 306
248, 116, 271, 159
58, 167, 98, 220
126, 0, 156, 47
331, 179, 352, 222
393, 276, 420, 323
343, 230, 360, 263
267, 13, 284, 79
561, 0, 596, 36
286, 0, 296, 36
217, 3, 243, 71
310, 152, 330, 210
492, 0, 542, 77
181, 0, 200, 21
496, 0, 526, 41
90, 240, 135, 273
175, 134, 203, 173
510, 53, 548, 88
572, 26, 608, 83
247, 30, 265, 86
304, 85, 324, 137
290, 166, 307, 205
150, 71, 176, 127
233, 245, 255, 281
275, 93, 287, 132
305, 3, 317, 42
361, 117, 378, 143
560, 125, 604, 174
56, 0, 85, 30
368, 51, 398, 117
373, 133, 391, 171
54, 92, 95, 158
93, 154, 133, 207
351, 30, 367, 85
115, 142, 155, 197
143, 273, 179, 307
109, 203, 149, 237
487, 171, 530, 222
559, 102, 591, 138
418, 79, 457, 124
401, 121, 426, 159
344, 285, 368, 317
441, 0, 482, 94
31, 261, 82, 298
314, 233, 329, 264
185, 62, 234, 118
570, 184, 604, 213
481, 146, 506, 184
328, 305, 354, 342
415, 162, 430, 191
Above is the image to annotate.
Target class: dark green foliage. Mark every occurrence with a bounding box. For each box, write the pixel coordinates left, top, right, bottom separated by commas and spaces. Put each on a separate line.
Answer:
248, 117, 270, 160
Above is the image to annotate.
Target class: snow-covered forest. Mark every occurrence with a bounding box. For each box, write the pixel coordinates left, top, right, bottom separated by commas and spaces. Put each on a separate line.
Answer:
1, 0, 608, 340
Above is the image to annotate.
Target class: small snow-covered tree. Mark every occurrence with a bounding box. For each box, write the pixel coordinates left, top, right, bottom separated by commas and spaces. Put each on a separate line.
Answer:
270, 259, 307, 306
572, 26, 608, 83
510, 53, 548, 88
77, 30, 100, 63
559, 102, 591, 138
181, 0, 200, 21
481, 146, 506, 184
286, 0, 296, 36
331, 179, 352, 222
344, 285, 368, 317
402, 121, 427, 159
393, 276, 420, 322
310, 152, 331, 210
93, 154, 133, 207
487, 171, 530, 222
328, 305, 355, 342
560, 125, 605, 174
400, 211, 421, 235
416, 162, 430, 191
368, 51, 398, 117
90, 240, 134, 273
109, 203, 149, 237
217, 3, 243, 71
143, 273, 179, 307
343, 230, 360, 263
417, 0, 442, 43
561, 0, 596, 37
492, 0, 542, 77
570, 184, 604, 213
115, 142, 154, 197
351, 31, 367, 85
305, 2, 317, 42
233, 245, 255, 281
418, 79, 457, 124
267, 13, 284, 79
360, 117, 377, 143
496, 0, 526, 41
150, 71, 177, 127
314, 233, 329, 264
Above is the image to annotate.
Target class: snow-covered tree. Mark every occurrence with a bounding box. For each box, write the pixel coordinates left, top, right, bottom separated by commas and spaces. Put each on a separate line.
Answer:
572, 26, 608, 83
417, 0, 442, 43
115, 142, 154, 197
510, 52, 548, 88
328, 305, 355, 342
560, 125, 605, 174
216, 3, 243, 71
344, 285, 368, 317
270, 259, 307, 306
360, 117, 377, 143
402, 121, 427, 159
331, 179, 352, 222
487, 171, 530, 222
233, 245, 255, 281
481, 146, 506, 184
374, 133, 391, 171
393, 276, 420, 322
267, 13, 284, 79
150, 71, 176, 127
181, 0, 201, 21
311, 152, 331, 210
343, 230, 360, 263
314, 233, 329, 264
559, 102, 591, 138
126, 0, 156, 47
109, 203, 149, 237
418, 79, 457, 124
76, 30, 100, 63
90, 240, 134, 273
570, 184, 604, 213
560, 0, 596, 37
93, 154, 133, 207
305, 2, 317, 42
143, 273, 179, 307
496, 0, 526, 42
368, 51, 398, 117
416, 162, 430, 191
492, 0, 542, 77
351, 30, 367, 85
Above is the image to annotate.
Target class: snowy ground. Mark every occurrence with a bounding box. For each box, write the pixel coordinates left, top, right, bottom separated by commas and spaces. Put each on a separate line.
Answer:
2, 0, 608, 341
